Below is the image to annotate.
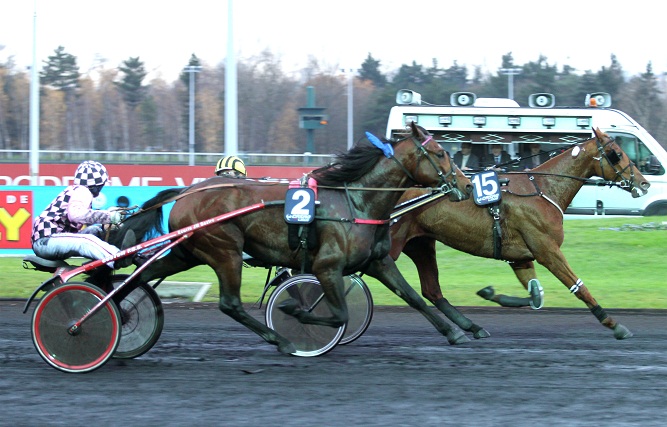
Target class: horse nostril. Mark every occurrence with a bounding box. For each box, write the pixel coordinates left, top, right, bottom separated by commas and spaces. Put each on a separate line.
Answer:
465, 184, 473, 195
641, 181, 651, 191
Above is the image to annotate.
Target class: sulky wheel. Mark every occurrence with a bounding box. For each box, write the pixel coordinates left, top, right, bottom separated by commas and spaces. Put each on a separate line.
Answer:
339, 274, 374, 345
265, 274, 345, 357
31, 282, 121, 373
110, 276, 164, 359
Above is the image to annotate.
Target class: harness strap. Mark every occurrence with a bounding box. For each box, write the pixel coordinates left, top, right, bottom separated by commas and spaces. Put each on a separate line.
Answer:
337, 182, 390, 225
528, 175, 564, 219
353, 218, 390, 225
488, 204, 502, 259
298, 225, 311, 273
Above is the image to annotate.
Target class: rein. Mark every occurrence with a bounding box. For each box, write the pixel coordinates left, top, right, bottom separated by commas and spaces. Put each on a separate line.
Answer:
502, 171, 627, 189
497, 134, 638, 218
314, 189, 449, 225
131, 132, 459, 228
128, 181, 283, 217
313, 133, 459, 225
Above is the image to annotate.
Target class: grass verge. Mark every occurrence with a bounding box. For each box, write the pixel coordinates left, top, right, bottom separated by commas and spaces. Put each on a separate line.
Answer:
3, 216, 666, 308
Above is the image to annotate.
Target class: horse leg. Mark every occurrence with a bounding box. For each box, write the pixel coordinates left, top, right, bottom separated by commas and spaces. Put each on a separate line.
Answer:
403, 237, 490, 339
534, 248, 632, 339
278, 270, 349, 328
476, 261, 544, 309
140, 247, 297, 354
365, 255, 470, 345
212, 262, 297, 354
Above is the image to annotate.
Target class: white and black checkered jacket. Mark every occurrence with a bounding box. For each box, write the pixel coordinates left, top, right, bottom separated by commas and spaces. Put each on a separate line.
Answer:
32, 185, 112, 242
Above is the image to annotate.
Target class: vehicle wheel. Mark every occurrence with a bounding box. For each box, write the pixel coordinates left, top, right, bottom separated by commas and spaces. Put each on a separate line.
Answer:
265, 274, 345, 357
110, 276, 164, 359
31, 282, 121, 373
339, 274, 373, 345
644, 202, 667, 216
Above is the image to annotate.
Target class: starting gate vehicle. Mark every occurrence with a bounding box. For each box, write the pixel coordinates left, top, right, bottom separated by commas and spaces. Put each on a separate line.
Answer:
388, 90, 667, 215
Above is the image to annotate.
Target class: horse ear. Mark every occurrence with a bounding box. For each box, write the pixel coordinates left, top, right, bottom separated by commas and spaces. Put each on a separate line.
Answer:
410, 121, 428, 139
410, 120, 419, 135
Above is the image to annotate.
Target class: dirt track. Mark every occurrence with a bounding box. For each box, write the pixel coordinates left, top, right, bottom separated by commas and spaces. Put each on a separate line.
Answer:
1, 300, 665, 426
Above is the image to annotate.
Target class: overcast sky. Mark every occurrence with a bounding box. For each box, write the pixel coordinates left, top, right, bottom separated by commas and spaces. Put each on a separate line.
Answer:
1, 0, 664, 83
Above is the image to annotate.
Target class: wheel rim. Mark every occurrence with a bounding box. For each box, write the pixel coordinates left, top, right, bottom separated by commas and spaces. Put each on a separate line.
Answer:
111, 278, 164, 359
339, 274, 373, 345
265, 275, 345, 357
31, 282, 120, 373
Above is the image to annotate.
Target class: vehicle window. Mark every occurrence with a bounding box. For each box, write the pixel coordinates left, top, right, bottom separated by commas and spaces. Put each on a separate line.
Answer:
608, 132, 664, 175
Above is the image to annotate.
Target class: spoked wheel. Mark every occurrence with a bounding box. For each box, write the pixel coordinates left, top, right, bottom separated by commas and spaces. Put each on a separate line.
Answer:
31, 282, 121, 373
110, 276, 164, 359
339, 274, 373, 345
265, 274, 346, 357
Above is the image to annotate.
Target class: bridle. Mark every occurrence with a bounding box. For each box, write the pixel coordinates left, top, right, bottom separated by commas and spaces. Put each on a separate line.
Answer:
595, 134, 637, 191
399, 134, 463, 199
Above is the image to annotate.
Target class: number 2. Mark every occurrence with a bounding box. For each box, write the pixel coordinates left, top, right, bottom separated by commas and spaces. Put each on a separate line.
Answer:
290, 189, 311, 215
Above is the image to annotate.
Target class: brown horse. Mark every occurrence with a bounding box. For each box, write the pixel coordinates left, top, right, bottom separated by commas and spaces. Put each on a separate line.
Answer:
121, 122, 472, 354
389, 128, 650, 339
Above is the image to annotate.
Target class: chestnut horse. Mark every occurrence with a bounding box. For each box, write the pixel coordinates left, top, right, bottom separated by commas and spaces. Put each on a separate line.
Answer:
389, 128, 650, 340
117, 122, 472, 354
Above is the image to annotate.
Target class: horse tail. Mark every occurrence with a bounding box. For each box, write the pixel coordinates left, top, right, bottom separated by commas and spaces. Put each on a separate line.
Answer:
108, 187, 184, 247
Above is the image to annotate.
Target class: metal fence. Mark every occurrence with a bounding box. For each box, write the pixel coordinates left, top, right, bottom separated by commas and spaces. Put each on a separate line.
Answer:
0, 149, 336, 167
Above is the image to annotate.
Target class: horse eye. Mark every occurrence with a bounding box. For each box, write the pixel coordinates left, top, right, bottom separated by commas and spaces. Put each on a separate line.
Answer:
436, 151, 445, 159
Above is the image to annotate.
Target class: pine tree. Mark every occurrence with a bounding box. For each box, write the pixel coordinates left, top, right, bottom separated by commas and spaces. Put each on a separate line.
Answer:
40, 46, 80, 91
358, 53, 387, 88
115, 57, 147, 109
40, 46, 81, 148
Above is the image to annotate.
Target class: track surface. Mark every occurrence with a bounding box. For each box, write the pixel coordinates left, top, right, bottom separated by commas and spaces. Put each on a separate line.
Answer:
1, 300, 665, 426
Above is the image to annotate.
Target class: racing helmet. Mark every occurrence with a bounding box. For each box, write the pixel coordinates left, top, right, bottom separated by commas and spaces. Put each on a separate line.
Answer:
73, 161, 109, 196
215, 155, 246, 177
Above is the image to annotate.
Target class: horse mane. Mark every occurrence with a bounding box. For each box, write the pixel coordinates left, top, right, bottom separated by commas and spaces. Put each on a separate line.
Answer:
311, 138, 392, 185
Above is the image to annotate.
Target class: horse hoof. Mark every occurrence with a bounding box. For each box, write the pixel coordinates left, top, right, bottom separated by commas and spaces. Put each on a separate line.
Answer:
613, 324, 634, 340
476, 286, 495, 300
278, 341, 297, 355
473, 328, 491, 339
447, 328, 471, 345
277, 299, 299, 316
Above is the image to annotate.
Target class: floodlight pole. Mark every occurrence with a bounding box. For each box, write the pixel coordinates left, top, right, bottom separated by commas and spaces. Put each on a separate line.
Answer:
184, 65, 202, 166
225, 0, 238, 157
29, 0, 39, 185
342, 68, 354, 150
499, 67, 522, 100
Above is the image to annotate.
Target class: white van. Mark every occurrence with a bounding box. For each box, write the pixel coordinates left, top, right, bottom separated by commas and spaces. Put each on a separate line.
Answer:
386, 90, 667, 216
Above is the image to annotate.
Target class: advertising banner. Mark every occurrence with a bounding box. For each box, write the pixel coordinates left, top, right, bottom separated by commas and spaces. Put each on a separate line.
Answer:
0, 186, 176, 254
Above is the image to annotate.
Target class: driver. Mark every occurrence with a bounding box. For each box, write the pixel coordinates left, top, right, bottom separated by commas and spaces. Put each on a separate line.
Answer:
31, 160, 135, 270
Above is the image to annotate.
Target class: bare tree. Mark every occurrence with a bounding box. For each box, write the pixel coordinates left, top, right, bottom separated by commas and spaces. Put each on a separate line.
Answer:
237, 50, 299, 153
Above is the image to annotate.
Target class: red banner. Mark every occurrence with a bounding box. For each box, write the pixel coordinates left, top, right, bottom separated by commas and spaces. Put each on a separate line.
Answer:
0, 190, 33, 249
0, 164, 313, 187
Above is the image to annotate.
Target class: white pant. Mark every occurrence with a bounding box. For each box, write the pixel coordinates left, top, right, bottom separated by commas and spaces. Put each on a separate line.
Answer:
32, 232, 120, 269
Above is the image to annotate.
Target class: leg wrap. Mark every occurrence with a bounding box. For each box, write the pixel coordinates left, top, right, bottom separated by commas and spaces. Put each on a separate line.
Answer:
590, 305, 608, 323
570, 278, 583, 293
434, 299, 473, 330
496, 295, 531, 307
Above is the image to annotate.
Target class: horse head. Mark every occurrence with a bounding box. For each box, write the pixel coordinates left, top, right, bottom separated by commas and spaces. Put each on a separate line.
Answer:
590, 128, 650, 198
400, 122, 472, 201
